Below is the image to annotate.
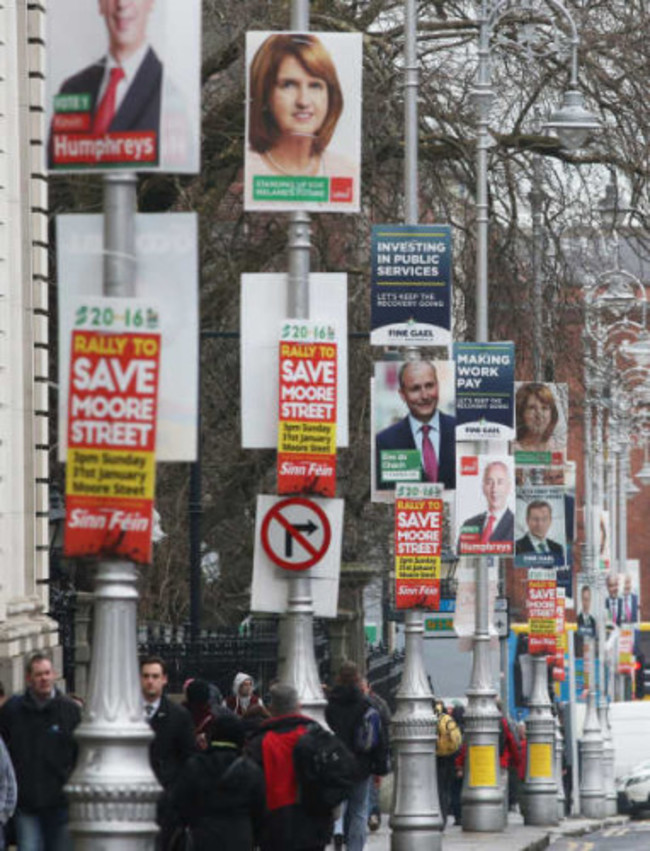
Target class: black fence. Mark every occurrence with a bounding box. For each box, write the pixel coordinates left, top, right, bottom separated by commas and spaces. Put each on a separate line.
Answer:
137, 619, 404, 708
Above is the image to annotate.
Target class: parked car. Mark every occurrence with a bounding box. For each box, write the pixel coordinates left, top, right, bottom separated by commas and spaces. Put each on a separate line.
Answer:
616, 759, 650, 814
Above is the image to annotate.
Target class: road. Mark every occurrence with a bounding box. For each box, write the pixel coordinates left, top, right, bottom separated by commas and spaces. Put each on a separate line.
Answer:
551, 820, 650, 850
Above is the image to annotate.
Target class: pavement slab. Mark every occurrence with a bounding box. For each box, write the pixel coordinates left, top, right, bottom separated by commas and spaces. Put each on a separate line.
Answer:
347, 812, 631, 850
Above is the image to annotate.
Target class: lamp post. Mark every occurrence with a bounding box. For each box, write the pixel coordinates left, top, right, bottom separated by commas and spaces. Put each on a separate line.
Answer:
389, 2, 443, 848
277, 0, 329, 728
463, 0, 598, 832
580, 251, 647, 816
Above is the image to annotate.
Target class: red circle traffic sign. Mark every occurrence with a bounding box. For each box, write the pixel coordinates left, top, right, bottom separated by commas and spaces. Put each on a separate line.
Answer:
261, 497, 331, 571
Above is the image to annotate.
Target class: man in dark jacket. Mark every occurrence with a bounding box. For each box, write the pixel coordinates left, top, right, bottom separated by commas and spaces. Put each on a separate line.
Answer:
326, 662, 375, 851
173, 713, 265, 850
140, 656, 196, 850
247, 683, 332, 851
0, 652, 81, 851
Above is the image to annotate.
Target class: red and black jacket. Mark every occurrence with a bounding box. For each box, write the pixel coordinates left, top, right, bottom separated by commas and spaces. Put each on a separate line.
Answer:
247, 713, 332, 851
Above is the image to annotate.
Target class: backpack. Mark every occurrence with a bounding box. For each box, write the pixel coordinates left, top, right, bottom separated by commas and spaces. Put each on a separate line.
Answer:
367, 703, 391, 776
436, 713, 462, 757
293, 723, 357, 815
353, 703, 382, 754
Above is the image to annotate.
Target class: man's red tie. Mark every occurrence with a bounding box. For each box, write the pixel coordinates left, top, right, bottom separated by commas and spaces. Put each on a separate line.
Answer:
93, 66, 125, 135
421, 425, 439, 482
480, 514, 496, 544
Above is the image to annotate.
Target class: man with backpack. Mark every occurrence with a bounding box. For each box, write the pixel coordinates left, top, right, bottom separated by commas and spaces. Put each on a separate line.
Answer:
326, 662, 386, 851
247, 682, 354, 851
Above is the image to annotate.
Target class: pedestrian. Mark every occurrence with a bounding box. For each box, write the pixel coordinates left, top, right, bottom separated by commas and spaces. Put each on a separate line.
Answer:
0, 652, 81, 851
326, 662, 381, 851
361, 678, 391, 833
173, 713, 266, 851
516, 721, 527, 816
496, 700, 521, 819
434, 700, 462, 828
247, 682, 334, 851
183, 678, 215, 750
140, 656, 196, 851
0, 736, 17, 851
224, 672, 264, 717
241, 702, 272, 741
449, 704, 465, 825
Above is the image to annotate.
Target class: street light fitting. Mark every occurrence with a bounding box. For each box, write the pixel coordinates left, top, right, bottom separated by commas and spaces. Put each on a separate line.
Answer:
544, 89, 600, 150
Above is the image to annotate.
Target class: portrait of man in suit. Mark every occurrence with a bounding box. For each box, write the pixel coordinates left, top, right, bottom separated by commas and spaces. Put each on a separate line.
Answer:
577, 584, 597, 639
49, 0, 162, 168
375, 359, 456, 491
621, 573, 640, 625
458, 459, 514, 554
515, 499, 565, 567
605, 572, 622, 627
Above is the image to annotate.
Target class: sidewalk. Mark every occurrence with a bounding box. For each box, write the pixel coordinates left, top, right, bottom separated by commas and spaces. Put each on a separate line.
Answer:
362, 811, 630, 850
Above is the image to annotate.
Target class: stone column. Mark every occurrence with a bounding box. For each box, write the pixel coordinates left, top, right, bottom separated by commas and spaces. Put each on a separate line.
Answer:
0, 0, 60, 686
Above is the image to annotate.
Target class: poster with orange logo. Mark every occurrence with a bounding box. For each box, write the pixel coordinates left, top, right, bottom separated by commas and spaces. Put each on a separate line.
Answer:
277, 320, 337, 497
64, 298, 161, 564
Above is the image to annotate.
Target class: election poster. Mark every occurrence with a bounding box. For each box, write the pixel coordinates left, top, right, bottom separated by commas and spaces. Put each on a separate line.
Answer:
244, 32, 362, 213
64, 298, 160, 564
513, 382, 568, 466
57, 214, 199, 462
372, 359, 456, 499
456, 455, 515, 557
514, 485, 567, 569
370, 225, 452, 347
527, 569, 557, 655
241, 273, 348, 448
618, 627, 635, 676
553, 588, 566, 682
515, 465, 575, 603
47, 0, 201, 173
277, 321, 337, 497
454, 342, 515, 440
394, 483, 443, 610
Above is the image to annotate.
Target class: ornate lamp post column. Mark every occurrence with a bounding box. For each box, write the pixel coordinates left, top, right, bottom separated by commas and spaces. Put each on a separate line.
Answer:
524, 655, 558, 825
462, 0, 597, 831
389, 3, 443, 848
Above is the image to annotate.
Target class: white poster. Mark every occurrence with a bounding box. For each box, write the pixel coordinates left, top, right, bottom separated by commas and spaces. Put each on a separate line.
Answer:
453, 561, 499, 650
46, 0, 201, 173
251, 495, 343, 618
372, 359, 456, 501
244, 31, 362, 212
57, 214, 199, 462
513, 382, 569, 466
240, 273, 349, 448
456, 454, 515, 556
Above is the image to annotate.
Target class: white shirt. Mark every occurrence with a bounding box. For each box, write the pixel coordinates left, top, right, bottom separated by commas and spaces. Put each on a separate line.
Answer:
408, 411, 441, 459
143, 697, 161, 719
97, 43, 151, 115
528, 534, 550, 551
483, 507, 507, 531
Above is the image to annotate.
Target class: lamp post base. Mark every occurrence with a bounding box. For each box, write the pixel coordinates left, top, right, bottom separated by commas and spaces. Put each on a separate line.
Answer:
66, 561, 160, 851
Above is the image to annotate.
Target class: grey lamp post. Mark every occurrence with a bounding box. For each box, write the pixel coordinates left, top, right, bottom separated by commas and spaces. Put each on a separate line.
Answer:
580, 255, 646, 816
389, 2, 443, 848
463, 0, 598, 832
65, 176, 161, 850
277, 0, 329, 728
